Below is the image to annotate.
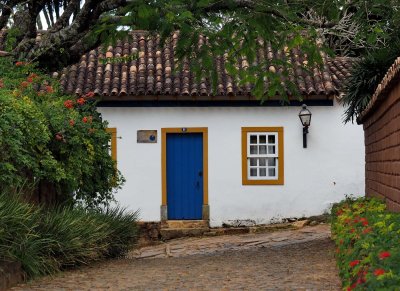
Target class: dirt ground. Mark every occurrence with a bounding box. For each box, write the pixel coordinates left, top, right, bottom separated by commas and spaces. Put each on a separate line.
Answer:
13, 225, 341, 290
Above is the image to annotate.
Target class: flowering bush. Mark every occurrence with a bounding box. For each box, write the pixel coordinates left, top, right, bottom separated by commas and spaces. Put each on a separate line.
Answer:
0, 57, 124, 207
331, 197, 400, 290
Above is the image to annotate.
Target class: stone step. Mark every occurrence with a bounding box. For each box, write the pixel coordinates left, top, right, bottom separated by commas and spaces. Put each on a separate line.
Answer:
160, 227, 210, 240
161, 220, 209, 229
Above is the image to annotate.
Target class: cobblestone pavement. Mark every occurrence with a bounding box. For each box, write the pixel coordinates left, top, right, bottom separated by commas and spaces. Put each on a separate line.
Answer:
13, 224, 341, 290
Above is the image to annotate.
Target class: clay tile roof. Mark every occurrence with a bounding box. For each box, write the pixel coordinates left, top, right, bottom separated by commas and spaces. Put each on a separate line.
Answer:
1, 30, 353, 100
357, 57, 400, 123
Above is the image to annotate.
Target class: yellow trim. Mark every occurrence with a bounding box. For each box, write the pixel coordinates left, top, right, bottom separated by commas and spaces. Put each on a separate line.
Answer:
241, 127, 284, 185
161, 127, 208, 207
106, 128, 117, 163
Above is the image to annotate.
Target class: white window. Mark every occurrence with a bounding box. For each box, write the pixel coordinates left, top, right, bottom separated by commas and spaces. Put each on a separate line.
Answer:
247, 132, 278, 180
242, 127, 284, 185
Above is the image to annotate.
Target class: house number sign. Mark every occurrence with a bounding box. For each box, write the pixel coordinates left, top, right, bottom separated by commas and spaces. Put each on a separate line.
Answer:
137, 130, 157, 143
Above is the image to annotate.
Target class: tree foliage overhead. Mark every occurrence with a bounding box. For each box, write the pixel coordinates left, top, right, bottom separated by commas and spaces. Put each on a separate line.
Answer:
342, 44, 400, 123
1, 0, 399, 116
1, 0, 398, 68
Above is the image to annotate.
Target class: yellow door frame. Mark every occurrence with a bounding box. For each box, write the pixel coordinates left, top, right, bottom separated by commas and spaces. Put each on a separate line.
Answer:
161, 127, 209, 209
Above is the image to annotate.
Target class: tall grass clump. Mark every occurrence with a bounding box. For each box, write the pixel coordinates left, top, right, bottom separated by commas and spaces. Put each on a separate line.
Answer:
0, 192, 138, 279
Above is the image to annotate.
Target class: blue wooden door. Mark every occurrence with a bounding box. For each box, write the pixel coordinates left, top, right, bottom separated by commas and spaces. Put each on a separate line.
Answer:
166, 133, 203, 220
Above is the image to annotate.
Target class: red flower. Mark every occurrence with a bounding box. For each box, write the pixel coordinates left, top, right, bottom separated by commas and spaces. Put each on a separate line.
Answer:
55, 134, 63, 141
85, 91, 95, 98
64, 100, 74, 109
362, 220, 369, 226
362, 227, 372, 234
374, 269, 385, 276
27, 77, 33, 83
29, 73, 38, 79
15, 61, 24, 66
379, 251, 391, 259
349, 260, 360, 268
77, 97, 85, 105
347, 282, 357, 291
82, 116, 88, 123
350, 228, 355, 233
69, 120, 75, 126
46, 86, 54, 93
21, 81, 29, 88
337, 209, 344, 216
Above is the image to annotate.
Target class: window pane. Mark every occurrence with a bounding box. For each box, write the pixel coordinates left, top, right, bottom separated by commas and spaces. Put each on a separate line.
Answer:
259, 168, 267, 177
259, 158, 266, 166
259, 135, 266, 144
250, 168, 257, 177
268, 145, 275, 154
259, 145, 267, 154
268, 168, 276, 177
268, 135, 275, 144
267, 158, 276, 166
250, 145, 258, 154
250, 135, 257, 144
250, 158, 257, 166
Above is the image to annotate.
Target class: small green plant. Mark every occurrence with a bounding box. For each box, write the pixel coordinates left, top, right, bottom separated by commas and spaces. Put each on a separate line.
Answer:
0, 192, 138, 278
331, 196, 400, 290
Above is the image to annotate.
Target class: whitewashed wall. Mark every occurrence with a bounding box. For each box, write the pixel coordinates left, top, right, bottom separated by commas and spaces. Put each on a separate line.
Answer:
98, 100, 364, 227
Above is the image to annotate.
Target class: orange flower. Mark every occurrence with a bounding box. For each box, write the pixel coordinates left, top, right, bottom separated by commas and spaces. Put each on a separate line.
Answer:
82, 116, 88, 123
46, 86, 54, 93
77, 97, 85, 105
379, 251, 391, 259
64, 100, 74, 109
69, 120, 75, 126
15, 61, 24, 66
21, 81, 29, 88
374, 269, 385, 276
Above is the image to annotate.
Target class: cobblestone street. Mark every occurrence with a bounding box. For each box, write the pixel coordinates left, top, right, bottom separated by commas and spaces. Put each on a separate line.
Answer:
13, 224, 341, 290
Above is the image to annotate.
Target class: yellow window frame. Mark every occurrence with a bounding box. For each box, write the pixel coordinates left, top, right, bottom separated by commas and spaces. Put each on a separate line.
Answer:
241, 127, 284, 185
106, 128, 117, 163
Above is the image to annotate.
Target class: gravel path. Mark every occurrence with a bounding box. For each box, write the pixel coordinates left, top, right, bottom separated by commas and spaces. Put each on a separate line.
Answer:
13, 224, 341, 290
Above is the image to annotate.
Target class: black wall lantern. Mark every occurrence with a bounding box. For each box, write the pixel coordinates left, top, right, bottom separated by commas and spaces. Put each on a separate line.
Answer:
298, 104, 312, 148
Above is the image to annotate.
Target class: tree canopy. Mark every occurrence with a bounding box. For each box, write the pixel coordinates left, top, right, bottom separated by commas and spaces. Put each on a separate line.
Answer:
1, 0, 399, 118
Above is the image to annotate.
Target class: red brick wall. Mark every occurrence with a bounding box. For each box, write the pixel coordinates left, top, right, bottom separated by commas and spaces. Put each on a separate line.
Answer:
363, 81, 400, 211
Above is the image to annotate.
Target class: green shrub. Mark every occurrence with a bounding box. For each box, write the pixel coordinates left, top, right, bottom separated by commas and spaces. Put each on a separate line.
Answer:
331, 196, 400, 290
0, 192, 138, 278
0, 57, 124, 207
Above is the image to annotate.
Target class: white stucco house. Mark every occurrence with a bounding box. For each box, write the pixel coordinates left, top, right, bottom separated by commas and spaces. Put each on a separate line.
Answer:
60, 31, 365, 227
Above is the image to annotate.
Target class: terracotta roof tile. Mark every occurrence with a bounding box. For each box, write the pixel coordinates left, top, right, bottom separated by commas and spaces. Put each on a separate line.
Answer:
0, 30, 353, 100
